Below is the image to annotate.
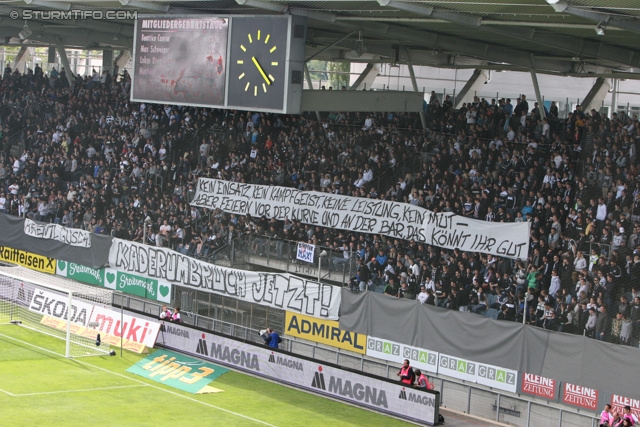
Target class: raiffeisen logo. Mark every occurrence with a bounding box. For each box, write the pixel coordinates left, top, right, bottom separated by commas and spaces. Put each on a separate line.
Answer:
310, 366, 388, 408
268, 352, 303, 371
195, 334, 260, 371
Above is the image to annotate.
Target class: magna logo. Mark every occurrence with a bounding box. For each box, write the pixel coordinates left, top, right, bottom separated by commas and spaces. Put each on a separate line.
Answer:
195, 334, 260, 371
164, 324, 189, 338
268, 352, 303, 371
408, 392, 436, 407
28, 289, 93, 326
310, 366, 388, 408
399, 387, 436, 407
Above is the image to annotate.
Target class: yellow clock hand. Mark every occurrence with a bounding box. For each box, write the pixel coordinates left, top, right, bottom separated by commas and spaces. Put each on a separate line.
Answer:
252, 56, 271, 86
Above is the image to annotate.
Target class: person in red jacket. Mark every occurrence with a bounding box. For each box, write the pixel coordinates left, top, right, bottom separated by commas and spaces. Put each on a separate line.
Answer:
414, 369, 434, 391
397, 359, 415, 385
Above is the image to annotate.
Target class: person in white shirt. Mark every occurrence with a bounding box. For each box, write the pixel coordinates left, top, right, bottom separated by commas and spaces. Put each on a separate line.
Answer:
417, 286, 428, 304
8, 182, 19, 195
12, 157, 21, 174
362, 115, 373, 131
574, 251, 587, 273
354, 173, 366, 189
542, 118, 550, 141
596, 199, 607, 221
362, 166, 373, 183
549, 270, 561, 297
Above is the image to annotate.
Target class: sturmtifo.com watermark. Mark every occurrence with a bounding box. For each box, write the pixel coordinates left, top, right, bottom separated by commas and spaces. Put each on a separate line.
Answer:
10, 10, 138, 20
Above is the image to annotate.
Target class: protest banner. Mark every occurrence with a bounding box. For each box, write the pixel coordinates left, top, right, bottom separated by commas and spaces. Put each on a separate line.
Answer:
296, 242, 315, 263
24, 219, 91, 248
190, 179, 530, 259
109, 239, 341, 319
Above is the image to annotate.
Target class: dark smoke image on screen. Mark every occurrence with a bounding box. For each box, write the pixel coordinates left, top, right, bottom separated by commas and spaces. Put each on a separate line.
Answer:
132, 17, 228, 107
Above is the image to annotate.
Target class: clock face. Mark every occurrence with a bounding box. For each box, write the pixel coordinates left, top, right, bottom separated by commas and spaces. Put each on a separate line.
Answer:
227, 17, 289, 111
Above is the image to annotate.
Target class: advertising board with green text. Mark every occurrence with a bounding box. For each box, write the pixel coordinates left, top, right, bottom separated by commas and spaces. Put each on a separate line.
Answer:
57, 260, 171, 303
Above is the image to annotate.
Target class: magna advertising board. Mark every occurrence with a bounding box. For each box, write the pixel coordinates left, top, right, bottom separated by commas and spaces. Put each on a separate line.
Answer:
159, 320, 440, 425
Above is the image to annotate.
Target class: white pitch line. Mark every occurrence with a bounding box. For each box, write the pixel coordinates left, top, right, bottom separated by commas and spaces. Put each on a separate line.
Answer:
75, 359, 278, 427
0, 333, 277, 426
12, 384, 147, 397
0, 387, 15, 396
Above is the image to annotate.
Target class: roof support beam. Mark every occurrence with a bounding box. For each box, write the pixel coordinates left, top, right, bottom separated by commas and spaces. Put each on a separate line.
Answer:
529, 68, 546, 120
350, 63, 378, 91
56, 41, 74, 87
379, 0, 640, 69
0, 19, 132, 48
553, 3, 640, 36
581, 77, 611, 114
454, 69, 488, 109
12, 46, 29, 72
119, 0, 169, 13
405, 49, 427, 129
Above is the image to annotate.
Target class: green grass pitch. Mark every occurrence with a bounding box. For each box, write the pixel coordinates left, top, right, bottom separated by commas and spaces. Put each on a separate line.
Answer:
0, 324, 412, 427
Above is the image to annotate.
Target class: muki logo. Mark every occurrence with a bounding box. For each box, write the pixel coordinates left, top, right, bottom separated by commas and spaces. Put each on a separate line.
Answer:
195, 334, 260, 371
310, 366, 388, 408
268, 352, 303, 371
399, 387, 407, 400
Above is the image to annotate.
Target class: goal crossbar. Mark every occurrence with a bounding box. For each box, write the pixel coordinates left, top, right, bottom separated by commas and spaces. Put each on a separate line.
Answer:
0, 264, 119, 358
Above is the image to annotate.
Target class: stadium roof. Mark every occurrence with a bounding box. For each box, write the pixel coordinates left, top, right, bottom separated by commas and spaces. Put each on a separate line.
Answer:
1, 0, 640, 78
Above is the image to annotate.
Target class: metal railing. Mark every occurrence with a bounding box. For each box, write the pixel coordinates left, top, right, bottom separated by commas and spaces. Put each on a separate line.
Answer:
235, 234, 358, 286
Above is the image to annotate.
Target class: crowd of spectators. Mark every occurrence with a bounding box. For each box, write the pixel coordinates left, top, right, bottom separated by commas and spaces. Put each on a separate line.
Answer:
1, 62, 640, 347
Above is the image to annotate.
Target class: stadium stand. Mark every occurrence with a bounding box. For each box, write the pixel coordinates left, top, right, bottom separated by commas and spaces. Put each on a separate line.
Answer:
1, 64, 639, 347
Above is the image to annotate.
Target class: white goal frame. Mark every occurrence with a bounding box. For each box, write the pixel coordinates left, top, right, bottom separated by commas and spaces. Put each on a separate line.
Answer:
0, 264, 122, 358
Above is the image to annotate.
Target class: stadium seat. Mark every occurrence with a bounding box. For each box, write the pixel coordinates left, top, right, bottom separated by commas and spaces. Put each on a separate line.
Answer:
485, 308, 499, 319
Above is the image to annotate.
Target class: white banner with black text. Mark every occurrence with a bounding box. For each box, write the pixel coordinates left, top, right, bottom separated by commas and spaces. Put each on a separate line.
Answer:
108, 239, 340, 320
190, 179, 530, 259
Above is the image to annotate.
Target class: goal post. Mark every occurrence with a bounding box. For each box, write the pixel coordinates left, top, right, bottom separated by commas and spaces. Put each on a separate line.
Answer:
0, 264, 121, 358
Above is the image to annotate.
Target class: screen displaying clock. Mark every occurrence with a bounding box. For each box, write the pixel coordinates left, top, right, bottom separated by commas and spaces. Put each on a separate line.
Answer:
227, 16, 289, 112
131, 15, 305, 113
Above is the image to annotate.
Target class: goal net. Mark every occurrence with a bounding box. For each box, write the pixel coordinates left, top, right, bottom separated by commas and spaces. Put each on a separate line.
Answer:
0, 264, 118, 358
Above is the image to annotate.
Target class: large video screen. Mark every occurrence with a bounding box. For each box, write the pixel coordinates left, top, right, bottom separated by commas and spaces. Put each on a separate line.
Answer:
131, 17, 229, 107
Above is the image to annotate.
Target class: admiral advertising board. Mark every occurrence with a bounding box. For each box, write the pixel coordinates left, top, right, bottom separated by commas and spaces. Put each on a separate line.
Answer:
159, 321, 440, 425
284, 311, 366, 354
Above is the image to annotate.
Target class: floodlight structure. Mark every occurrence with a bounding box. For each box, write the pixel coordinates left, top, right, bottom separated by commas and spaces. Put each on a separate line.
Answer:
18, 24, 32, 40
